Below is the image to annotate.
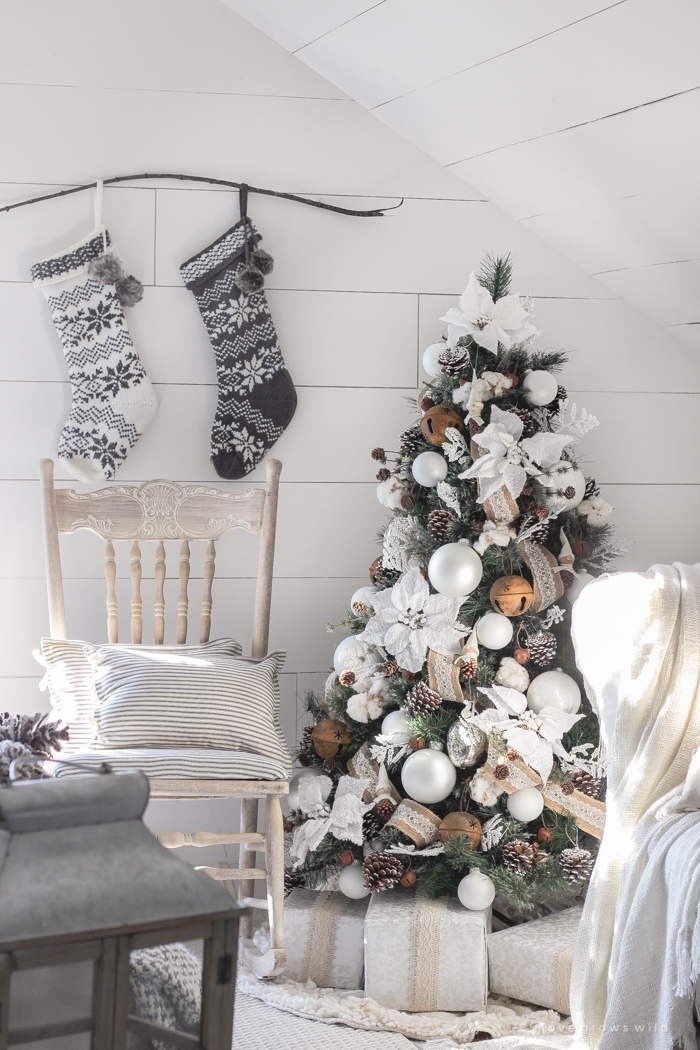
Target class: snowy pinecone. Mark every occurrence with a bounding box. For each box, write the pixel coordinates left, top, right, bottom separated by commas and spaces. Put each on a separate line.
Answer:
560, 847, 593, 885
555, 385, 568, 403
518, 513, 550, 544
584, 476, 600, 500
298, 725, 315, 763
572, 770, 599, 798
0, 711, 70, 755
363, 851, 405, 891
438, 345, 470, 377
372, 563, 399, 589
284, 868, 305, 898
400, 426, 425, 457
510, 406, 535, 436
404, 683, 442, 717
428, 509, 452, 544
363, 808, 383, 840
502, 839, 549, 877
528, 631, 557, 667
382, 659, 398, 676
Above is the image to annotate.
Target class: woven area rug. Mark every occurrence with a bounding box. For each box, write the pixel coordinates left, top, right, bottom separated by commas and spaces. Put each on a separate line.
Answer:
237, 969, 574, 1047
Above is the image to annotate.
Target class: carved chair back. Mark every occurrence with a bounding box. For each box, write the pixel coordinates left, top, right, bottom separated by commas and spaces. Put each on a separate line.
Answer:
39, 458, 282, 658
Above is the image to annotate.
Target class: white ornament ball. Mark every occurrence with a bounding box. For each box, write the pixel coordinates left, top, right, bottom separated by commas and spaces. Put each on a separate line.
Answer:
422, 342, 445, 378
458, 870, 496, 911
286, 767, 326, 811
507, 786, 545, 823
412, 450, 448, 488
350, 586, 376, 611
338, 862, 370, 899
527, 670, 581, 715
566, 571, 595, 605
522, 370, 559, 407
476, 613, 514, 650
381, 708, 413, 741
333, 635, 367, 674
401, 748, 457, 804
541, 461, 585, 511
428, 542, 483, 597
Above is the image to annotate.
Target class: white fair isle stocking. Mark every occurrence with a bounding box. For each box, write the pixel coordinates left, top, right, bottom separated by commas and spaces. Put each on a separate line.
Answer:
32, 216, 157, 481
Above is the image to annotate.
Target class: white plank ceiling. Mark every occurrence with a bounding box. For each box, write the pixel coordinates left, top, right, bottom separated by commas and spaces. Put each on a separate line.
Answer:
222, 0, 700, 351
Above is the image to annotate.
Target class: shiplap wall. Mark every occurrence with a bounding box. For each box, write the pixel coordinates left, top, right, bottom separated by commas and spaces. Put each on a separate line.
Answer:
2, 0, 700, 859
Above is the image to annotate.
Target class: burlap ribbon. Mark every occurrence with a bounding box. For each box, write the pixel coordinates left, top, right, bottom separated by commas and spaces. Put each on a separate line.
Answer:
385, 799, 442, 848
470, 435, 521, 525
347, 743, 401, 804
483, 740, 605, 839
409, 886, 450, 1011
520, 540, 564, 613
428, 649, 464, 703
301, 891, 348, 986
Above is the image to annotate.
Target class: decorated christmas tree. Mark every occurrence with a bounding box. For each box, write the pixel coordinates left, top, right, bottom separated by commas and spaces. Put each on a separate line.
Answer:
288, 255, 620, 918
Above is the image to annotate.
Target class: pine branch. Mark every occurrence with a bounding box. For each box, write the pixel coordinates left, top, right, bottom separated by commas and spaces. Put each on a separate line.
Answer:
477, 253, 513, 301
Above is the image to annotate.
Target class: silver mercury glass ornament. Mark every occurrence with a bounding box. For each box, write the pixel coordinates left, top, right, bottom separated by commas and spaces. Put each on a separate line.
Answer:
447, 717, 488, 768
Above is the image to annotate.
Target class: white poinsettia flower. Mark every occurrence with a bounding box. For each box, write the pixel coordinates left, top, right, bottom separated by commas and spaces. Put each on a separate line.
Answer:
537, 704, 583, 742
359, 567, 464, 674
477, 684, 528, 717
498, 705, 583, 784
440, 273, 539, 355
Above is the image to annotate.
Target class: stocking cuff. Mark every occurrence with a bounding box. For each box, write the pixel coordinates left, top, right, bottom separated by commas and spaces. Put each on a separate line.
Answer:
180, 218, 261, 290
31, 227, 113, 286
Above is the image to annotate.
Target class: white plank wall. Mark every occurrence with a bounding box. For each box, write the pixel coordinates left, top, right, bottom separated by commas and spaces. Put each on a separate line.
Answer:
2, 0, 700, 862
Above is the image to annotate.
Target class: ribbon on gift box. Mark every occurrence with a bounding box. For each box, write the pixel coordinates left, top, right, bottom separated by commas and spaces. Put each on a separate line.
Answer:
483, 740, 605, 839
409, 886, 451, 1011
385, 799, 442, 849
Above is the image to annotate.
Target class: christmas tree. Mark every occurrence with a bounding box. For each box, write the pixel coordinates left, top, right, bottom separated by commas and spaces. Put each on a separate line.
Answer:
288, 255, 620, 917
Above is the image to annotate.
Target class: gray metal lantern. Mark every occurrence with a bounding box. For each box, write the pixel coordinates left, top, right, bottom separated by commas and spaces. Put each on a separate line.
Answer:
0, 770, 246, 1049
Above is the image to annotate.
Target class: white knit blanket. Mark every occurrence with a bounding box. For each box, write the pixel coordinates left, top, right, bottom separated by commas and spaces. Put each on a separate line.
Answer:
569, 563, 700, 1050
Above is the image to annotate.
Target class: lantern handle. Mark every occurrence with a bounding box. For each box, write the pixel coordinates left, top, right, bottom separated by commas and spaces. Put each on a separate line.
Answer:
7, 754, 114, 783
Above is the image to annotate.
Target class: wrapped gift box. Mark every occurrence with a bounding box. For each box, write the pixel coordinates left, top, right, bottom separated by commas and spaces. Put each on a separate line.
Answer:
488, 904, 582, 1014
282, 888, 368, 989
364, 885, 490, 1012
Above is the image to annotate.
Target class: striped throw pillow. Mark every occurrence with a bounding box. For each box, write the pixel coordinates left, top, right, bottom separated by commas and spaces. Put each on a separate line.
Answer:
34, 637, 243, 754
85, 646, 292, 775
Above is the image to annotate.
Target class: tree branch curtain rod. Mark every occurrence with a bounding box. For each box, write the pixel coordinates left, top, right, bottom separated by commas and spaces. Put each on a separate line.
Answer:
0, 173, 403, 217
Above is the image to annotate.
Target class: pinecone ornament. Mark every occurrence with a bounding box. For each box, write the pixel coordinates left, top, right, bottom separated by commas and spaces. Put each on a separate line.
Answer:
363, 808, 383, 841
572, 770, 599, 798
371, 447, 386, 462
376, 467, 391, 482
374, 796, 396, 823
510, 406, 534, 435
284, 868, 305, 898
459, 658, 478, 682
438, 345, 470, 377
560, 847, 593, 884
555, 385, 568, 403
400, 426, 424, 457
298, 725, 315, 763
519, 514, 550, 544
405, 682, 442, 717
382, 659, 398, 676
584, 477, 600, 500
502, 839, 549, 877
428, 508, 452, 544
528, 631, 557, 667
363, 851, 405, 891
560, 570, 575, 589
339, 670, 356, 687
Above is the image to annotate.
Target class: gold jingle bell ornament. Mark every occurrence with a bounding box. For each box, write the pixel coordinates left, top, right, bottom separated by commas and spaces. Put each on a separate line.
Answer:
420, 405, 465, 446
489, 575, 534, 617
311, 719, 352, 760
438, 811, 482, 850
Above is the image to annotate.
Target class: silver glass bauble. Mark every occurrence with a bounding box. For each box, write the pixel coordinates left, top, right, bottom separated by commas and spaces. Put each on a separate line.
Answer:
446, 720, 488, 768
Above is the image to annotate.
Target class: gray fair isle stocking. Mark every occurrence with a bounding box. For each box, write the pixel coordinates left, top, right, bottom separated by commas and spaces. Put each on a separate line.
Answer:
31, 226, 157, 482
180, 212, 296, 480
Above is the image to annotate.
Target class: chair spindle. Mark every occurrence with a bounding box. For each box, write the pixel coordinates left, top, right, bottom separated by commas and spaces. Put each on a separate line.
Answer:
200, 539, 216, 643
154, 541, 166, 644
177, 540, 190, 644
105, 540, 118, 643
130, 540, 142, 644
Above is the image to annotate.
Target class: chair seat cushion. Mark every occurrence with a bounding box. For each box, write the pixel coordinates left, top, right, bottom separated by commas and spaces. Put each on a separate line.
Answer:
53, 748, 288, 780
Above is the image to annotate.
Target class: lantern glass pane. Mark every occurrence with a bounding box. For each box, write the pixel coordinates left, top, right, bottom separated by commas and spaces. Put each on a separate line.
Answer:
9, 960, 93, 1047
126, 943, 202, 1044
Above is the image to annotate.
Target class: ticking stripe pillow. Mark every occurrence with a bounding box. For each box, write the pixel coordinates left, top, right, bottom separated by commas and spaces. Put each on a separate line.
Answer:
34, 637, 243, 754
84, 646, 292, 775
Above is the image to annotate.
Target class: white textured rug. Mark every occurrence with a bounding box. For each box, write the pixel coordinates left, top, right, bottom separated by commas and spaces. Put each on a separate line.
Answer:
236, 969, 573, 1048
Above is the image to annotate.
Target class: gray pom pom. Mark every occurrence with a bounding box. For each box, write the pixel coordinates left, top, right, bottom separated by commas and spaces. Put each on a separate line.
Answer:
88, 254, 124, 283
234, 264, 265, 294
115, 275, 144, 307
251, 248, 274, 276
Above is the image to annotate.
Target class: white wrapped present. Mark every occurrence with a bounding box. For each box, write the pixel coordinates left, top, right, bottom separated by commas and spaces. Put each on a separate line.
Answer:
281, 888, 368, 989
488, 904, 582, 1014
364, 885, 490, 1012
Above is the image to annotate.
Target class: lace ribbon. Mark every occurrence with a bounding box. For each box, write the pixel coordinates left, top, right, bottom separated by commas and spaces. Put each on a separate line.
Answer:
303, 891, 348, 988
386, 800, 442, 848
553, 942, 575, 1014
409, 886, 449, 1011
520, 540, 564, 612
347, 744, 379, 802
428, 649, 464, 703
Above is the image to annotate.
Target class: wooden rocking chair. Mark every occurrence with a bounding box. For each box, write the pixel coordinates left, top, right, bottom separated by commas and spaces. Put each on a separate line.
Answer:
39, 457, 289, 978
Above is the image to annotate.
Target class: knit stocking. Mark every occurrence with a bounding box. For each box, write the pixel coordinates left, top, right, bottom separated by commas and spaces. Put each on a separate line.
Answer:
180, 200, 296, 479
32, 225, 157, 482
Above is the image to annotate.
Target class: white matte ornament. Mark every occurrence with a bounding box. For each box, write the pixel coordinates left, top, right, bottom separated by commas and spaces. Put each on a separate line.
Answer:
422, 342, 445, 378
542, 461, 585, 511
401, 748, 457, 804
527, 670, 581, 715
428, 543, 483, 597
350, 586, 376, 611
476, 613, 514, 650
286, 767, 326, 811
522, 370, 559, 406
412, 451, 448, 488
566, 571, 595, 604
507, 786, 545, 822
333, 635, 367, 674
458, 870, 496, 911
381, 709, 413, 741
338, 862, 370, 900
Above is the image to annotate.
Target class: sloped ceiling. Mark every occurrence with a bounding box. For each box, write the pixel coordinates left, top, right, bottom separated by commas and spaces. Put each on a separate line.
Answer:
222, 0, 700, 352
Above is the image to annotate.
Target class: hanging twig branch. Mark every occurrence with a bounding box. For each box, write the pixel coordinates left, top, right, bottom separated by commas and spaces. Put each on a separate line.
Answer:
0, 172, 403, 217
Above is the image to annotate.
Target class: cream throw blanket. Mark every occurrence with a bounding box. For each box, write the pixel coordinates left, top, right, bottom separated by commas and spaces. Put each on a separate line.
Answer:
569, 563, 700, 1049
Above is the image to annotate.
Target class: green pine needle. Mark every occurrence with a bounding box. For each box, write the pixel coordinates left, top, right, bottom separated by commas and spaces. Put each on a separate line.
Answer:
477, 253, 513, 301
